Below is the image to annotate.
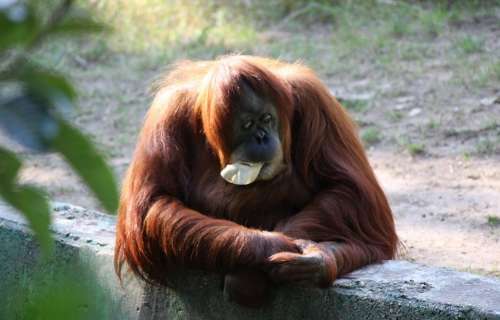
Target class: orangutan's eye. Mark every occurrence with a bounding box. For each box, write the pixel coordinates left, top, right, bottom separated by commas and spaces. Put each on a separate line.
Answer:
261, 113, 272, 123
242, 120, 254, 130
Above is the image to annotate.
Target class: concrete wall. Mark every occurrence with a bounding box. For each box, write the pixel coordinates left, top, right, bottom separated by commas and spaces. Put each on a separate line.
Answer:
0, 202, 499, 320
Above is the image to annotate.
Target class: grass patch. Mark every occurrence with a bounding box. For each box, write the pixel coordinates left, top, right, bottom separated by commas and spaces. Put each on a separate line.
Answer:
29, 0, 500, 79
418, 7, 449, 37
407, 143, 426, 156
386, 110, 404, 122
361, 127, 382, 146
390, 15, 412, 38
89, 1, 258, 54
426, 119, 440, 130
397, 136, 426, 156
469, 68, 493, 88
475, 138, 498, 155
489, 61, 500, 82
473, 61, 500, 87
398, 43, 431, 61
487, 215, 500, 227
339, 99, 369, 113
452, 59, 500, 89
455, 36, 484, 55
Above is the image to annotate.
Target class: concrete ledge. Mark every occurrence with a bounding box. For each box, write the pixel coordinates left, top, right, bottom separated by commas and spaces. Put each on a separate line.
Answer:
0, 202, 499, 320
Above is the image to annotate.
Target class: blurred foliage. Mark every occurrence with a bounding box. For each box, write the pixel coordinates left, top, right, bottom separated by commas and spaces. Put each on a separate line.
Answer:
0, 0, 118, 254
487, 215, 500, 227
361, 127, 382, 146
1, 262, 118, 320
0, 0, 120, 317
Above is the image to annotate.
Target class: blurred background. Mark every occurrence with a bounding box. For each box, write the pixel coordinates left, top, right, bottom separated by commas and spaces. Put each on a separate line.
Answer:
2, 0, 499, 277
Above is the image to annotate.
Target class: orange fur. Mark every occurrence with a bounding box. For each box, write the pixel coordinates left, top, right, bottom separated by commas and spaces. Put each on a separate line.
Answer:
114, 55, 398, 287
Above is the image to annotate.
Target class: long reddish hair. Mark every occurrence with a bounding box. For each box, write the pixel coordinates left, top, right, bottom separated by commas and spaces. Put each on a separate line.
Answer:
115, 55, 398, 286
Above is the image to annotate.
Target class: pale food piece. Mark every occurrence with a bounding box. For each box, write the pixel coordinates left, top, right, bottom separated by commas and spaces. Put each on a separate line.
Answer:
220, 162, 263, 185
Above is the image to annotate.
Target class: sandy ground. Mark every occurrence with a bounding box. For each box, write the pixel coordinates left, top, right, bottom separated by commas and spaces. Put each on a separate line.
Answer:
372, 151, 500, 276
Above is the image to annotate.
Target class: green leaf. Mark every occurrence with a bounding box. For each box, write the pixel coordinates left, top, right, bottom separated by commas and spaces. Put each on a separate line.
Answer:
0, 186, 53, 256
0, 147, 21, 185
0, 93, 58, 152
49, 16, 109, 35
20, 66, 77, 103
0, 4, 38, 50
51, 119, 118, 213
0, 147, 53, 255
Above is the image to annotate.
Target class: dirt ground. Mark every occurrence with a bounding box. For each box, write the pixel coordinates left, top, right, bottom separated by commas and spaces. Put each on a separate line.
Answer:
373, 152, 500, 276
2, 3, 499, 277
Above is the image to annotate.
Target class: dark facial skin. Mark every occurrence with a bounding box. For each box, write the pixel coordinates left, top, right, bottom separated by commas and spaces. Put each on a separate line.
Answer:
229, 83, 285, 181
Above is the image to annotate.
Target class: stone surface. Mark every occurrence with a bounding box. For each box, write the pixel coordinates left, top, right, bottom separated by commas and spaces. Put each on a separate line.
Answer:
0, 202, 499, 320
